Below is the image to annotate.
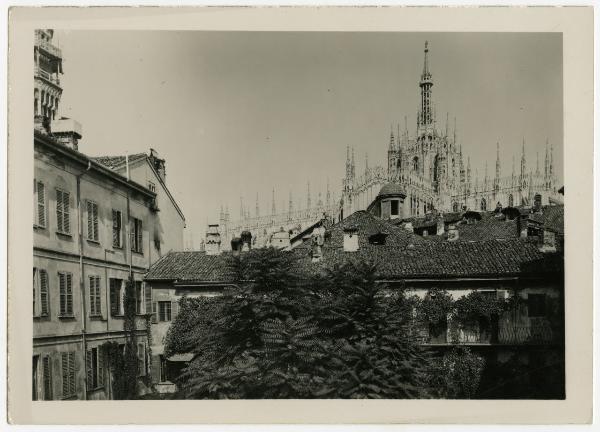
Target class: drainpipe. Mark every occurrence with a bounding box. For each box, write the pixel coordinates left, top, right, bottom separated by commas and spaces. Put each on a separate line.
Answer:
76, 160, 92, 400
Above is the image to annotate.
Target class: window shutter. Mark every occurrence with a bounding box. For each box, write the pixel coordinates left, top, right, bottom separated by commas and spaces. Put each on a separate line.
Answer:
171, 300, 179, 320
59, 273, 66, 315
63, 191, 70, 233
110, 280, 118, 316
42, 355, 52, 400
61, 353, 69, 397
68, 352, 75, 396
152, 302, 157, 323
37, 181, 46, 227
86, 349, 92, 389
40, 270, 49, 316
33, 268, 37, 316
92, 203, 99, 241
144, 283, 152, 315
98, 349, 104, 387
87, 201, 93, 239
66, 273, 73, 315
56, 190, 64, 232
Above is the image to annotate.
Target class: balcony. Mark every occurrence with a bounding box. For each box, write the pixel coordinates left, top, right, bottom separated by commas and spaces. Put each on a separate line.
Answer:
417, 321, 560, 346
36, 37, 62, 59
35, 67, 60, 85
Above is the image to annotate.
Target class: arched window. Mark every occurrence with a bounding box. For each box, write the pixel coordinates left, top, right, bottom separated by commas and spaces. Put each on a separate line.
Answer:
413, 157, 419, 172
508, 194, 514, 207
480, 197, 487, 211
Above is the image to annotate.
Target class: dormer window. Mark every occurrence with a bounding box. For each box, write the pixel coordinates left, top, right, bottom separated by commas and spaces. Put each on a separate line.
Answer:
390, 200, 399, 217
368, 232, 388, 245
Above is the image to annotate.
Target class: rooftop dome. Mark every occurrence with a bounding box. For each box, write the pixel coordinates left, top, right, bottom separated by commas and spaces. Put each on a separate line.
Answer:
377, 182, 406, 198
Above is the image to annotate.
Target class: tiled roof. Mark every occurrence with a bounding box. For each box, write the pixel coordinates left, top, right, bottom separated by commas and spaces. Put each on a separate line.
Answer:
294, 211, 427, 250
145, 251, 236, 282
528, 205, 564, 235
146, 211, 561, 283
377, 183, 406, 197
93, 153, 147, 170
454, 218, 519, 242
291, 238, 561, 279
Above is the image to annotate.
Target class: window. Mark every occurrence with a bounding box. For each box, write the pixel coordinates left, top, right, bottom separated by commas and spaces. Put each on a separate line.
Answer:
86, 200, 99, 241
56, 189, 71, 234
508, 194, 514, 207
137, 343, 146, 377
61, 352, 76, 398
144, 283, 152, 316
160, 355, 168, 383
158, 301, 171, 322
32, 355, 39, 400
34, 180, 46, 227
58, 272, 73, 317
390, 200, 399, 216
131, 218, 143, 253
527, 294, 547, 318
86, 347, 104, 390
112, 210, 122, 248
42, 355, 52, 400
109, 278, 123, 316
135, 281, 143, 314
147, 181, 156, 192
89, 275, 101, 317
33, 268, 49, 317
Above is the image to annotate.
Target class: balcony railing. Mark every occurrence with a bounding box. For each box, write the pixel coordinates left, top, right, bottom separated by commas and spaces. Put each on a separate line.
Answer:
36, 37, 62, 58
417, 322, 559, 346
35, 67, 60, 85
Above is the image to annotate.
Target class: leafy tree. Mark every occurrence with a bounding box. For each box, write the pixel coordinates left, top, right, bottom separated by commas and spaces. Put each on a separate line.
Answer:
427, 347, 485, 399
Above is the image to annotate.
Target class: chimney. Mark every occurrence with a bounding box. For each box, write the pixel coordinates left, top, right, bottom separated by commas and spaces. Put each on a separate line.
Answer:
240, 230, 252, 251
403, 222, 414, 233
447, 224, 459, 241
518, 216, 528, 239
343, 227, 359, 252
540, 230, 557, 253
51, 118, 83, 151
311, 226, 325, 262
231, 237, 242, 257
270, 227, 290, 250
205, 224, 221, 255
436, 214, 445, 236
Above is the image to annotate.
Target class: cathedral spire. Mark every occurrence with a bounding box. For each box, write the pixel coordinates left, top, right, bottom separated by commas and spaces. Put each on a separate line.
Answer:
326, 178, 331, 207
419, 41, 434, 127
307, 181, 311, 209
520, 138, 527, 178
495, 142, 501, 180
445, 112, 449, 138
365, 152, 369, 173
255, 193, 259, 218
550, 140, 554, 176
388, 126, 395, 151
351, 147, 355, 179
544, 138, 550, 178
288, 190, 293, 215
536, 152, 540, 175
271, 188, 275, 215
240, 196, 244, 220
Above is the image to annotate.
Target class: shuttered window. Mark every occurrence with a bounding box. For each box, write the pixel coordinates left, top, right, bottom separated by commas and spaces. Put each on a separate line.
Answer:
58, 272, 73, 317
131, 218, 143, 253
89, 275, 101, 316
42, 355, 52, 400
144, 284, 152, 316
39, 269, 49, 317
56, 189, 70, 234
61, 352, 76, 398
86, 200, 99, 241
34, 180, 46, 227
135, 281, 143, 314
109, 278, 123, 316
112, 210, 122, 248
86, 347, 104, 390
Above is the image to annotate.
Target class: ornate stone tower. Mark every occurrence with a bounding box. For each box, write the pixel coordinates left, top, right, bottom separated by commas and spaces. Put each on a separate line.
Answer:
418, 41, 434, 129
34, 30, 63, 130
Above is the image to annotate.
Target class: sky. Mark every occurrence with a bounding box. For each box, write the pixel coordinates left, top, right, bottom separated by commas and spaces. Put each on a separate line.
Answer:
54, 31, 563, 243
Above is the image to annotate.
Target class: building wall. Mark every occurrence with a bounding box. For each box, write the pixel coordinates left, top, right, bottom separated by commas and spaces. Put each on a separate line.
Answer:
33, 140, 158, 400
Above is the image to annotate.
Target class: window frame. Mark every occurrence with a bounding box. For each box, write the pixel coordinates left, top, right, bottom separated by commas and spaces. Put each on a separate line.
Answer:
131, 217, 143, 254
137, 343, 147, 377
109, 278, 124, 317
158, 301, 172, 322
135, 281, 143, 315
33, 267, 49, 318
86, 347, 105, 391
42, 355, 53, 400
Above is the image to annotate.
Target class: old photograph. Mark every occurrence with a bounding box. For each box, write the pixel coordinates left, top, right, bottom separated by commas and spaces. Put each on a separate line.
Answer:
29, 29, 568, 402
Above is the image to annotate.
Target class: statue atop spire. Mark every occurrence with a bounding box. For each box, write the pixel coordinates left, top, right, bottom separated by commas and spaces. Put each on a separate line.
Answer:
419, 41, 434, 128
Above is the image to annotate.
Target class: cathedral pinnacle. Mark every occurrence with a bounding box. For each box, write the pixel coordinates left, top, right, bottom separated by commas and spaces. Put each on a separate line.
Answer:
495, 142, 501, 179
